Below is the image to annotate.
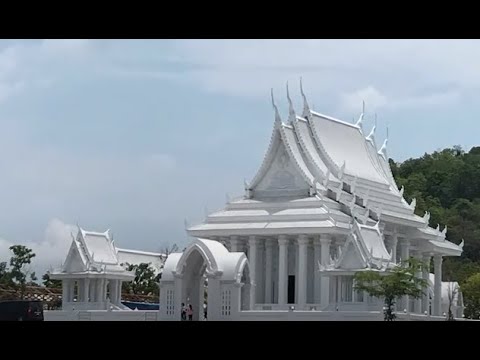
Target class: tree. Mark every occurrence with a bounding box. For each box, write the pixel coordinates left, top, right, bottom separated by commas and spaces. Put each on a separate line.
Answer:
353, 258, 429, 321
122, 262, 159, 296
42, 272, 62, 288
8, 245, 36, 299
0, 262, 13, 286
461, 273, 480, 319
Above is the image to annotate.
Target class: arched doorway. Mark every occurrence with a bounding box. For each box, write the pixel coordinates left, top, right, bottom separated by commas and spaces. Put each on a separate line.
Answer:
240, 264, 251, 311
180, 248, 208, 321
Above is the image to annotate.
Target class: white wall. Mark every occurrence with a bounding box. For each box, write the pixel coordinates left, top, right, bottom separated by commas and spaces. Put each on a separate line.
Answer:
45, 310, 159, 321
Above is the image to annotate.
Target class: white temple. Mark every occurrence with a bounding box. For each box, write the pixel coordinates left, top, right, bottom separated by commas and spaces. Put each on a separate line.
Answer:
159, 80, 464, 321
51, 227, 165, 311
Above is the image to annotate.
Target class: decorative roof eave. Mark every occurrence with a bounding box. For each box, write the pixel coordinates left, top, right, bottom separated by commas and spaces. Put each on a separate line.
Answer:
292, 116, 327, 184
278, 123, 316, 187
248, 114, 282, 189
50, 271, 135, 281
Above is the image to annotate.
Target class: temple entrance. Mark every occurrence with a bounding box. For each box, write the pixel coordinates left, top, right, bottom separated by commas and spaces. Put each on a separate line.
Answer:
240, 265, 251, 310
180, 248, 209, 321
288, 275, 295, 304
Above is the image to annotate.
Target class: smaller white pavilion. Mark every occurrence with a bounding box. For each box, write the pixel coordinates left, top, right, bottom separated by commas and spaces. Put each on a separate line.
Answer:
51, 227, 165, 311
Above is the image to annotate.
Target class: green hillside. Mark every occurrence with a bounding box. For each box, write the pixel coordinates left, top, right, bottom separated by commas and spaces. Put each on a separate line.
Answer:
390, 145, 480, 283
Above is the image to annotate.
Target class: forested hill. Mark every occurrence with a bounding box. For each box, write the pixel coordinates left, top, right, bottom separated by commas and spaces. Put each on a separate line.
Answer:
390, 145, 480, 282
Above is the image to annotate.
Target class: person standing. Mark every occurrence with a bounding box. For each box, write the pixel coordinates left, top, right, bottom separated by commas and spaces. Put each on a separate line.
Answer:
187, 304, 193, 321
181, 303, 186, 321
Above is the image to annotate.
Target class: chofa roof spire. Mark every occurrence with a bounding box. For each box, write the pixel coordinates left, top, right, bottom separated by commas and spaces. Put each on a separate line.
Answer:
271, 88, 282, 124
366, 113, 377, 143
286, 81, 295, 123
299, 77, 311, 118
378, 123, 389, 158
355, 100, 365, 129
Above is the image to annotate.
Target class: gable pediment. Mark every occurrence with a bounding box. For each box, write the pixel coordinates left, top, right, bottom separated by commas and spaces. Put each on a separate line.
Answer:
253, 131, 310, 198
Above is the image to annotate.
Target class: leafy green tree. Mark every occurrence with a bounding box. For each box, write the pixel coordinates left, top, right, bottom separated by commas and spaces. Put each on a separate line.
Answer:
461, 273, 480, 319
42, 272, 62, 288
8, 245, 36, 299
354, 258, 429, 321
122, 262, 159, 296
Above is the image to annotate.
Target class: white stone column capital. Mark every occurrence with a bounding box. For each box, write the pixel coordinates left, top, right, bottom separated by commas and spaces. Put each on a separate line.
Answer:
400, 238, 410, 247
278, 235, 289, 246
434, 254, 443, 263
248, 235, 260, 246
320, 237, 332, 246
297, 234, 310, 246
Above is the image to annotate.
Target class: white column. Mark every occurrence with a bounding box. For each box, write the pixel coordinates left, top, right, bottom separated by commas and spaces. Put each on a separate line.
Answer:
414, 253, 422, 314
230, 236, 241, 252
422, 254, 431, 314
320, 236, 331, 308
399, 239, 410, 311
278, 235, 289, 306
433, 254, 443, 316
89, 279, 96, 302
265, 239, 273, 303
297, 235, 309, 309
390, 233, 398, 263
248, 236, 258, 310
83, 278, 90, 303
118, 281, 123, 304
313, 238, 321, 304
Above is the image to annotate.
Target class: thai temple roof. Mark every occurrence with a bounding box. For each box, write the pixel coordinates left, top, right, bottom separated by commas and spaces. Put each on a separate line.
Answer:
187, 80, 463, 258
51, 227, 165, 280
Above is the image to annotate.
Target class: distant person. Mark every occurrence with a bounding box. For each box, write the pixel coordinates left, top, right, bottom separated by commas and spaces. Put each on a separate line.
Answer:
181, 302, 186, 321
204, 303, 207, 320
187, 304, 193, 321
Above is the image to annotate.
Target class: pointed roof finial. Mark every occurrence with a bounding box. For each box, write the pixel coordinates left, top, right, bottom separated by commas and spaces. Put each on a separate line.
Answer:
355, 100, 365, 128
286, 81, 295, 122
300, 77, 311, 118
271, 88, 282, 124
366, 115, 376, 143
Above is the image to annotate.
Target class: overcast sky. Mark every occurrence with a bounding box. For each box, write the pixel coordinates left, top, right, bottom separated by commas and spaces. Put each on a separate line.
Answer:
1, 39, 479, 277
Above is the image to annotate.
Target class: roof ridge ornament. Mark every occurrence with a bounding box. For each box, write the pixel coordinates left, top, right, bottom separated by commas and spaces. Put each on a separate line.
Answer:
271, 88, 282, 125
366, 114, 377, 143
409, 198, 416, 211
286, 81, 295, 123
441, 225, 447, 237
378, 122, 389, 158
459, 239, 464, 250
299, 77, 311, 119
399, 185, 405, 197
355, 100, 365, 129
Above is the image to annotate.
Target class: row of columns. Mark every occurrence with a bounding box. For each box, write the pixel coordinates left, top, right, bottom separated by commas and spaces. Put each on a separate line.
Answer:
223, 234, 333, 310
222, 233, 445, 316
61, 278, 123, 306
388, 235, 443, 316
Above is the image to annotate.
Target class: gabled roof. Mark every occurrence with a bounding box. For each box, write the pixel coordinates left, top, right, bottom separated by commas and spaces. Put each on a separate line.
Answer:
51, 227, 134, 280
320, 220, 394, 272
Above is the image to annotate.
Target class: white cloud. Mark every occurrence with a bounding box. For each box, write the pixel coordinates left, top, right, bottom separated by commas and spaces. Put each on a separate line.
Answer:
341, 86, 388, 114
0, 218, 76, 279
160, 39, 480, 115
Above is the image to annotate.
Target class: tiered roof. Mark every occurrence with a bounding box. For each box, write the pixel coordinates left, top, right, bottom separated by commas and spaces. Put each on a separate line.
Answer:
188, 80, 462, 257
